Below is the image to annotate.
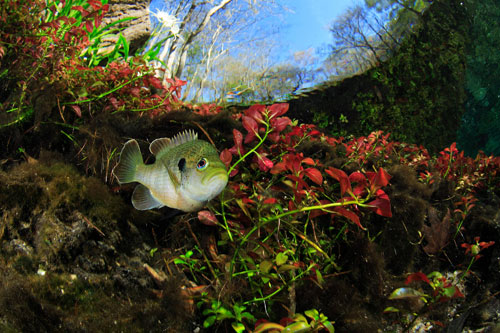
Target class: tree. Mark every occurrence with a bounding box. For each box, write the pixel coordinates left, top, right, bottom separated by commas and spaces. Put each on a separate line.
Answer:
326, 0, 431, 78
365, 0, 429, 37
147, 0, 283, 98
327, 4, 399, 77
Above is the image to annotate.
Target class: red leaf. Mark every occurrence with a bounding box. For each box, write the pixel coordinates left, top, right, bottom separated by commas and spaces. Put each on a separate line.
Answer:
94, 15, 102, 28
263, 198, 277, 204
333, 207, 364, 230
301, 157, 315, 165
148, 77, 163, 89
270, 161, 287, 174
268, 103, 289, 118
85, 20, 93, 33
367, 190, 392, 217
245, 104, 265, 123
453, 287, 465, 298
198, 210, 218, 226
233, 128, 243, 146
257, 154, 273, 171
229, 129, 245, 155
242, 116, 258, 143
325, 167, 352, 196
270, 116, 291, 132
286, 153, 302, 174
349, 172, 367, 184
405, 272, 430, 285
242, 197, 255, 204
304, 168, 323, 185
87, 0, 101, 10
308, 129, 321, 136
220, 149, 232, 168
70, 105, 82, 117
371, 167, 392, 191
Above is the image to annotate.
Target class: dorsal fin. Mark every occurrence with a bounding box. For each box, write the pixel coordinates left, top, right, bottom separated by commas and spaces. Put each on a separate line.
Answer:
149, 130, 198, 159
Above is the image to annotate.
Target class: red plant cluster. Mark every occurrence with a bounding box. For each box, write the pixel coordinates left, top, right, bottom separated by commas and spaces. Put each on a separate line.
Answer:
218, 103, 393, 232
461, 236, 495, 260
322, 131, 500, 195
405, 272, 464, 302
185, 103, 223, 116
1, 0, 104, 80
434, 142, 500, 192
0, 0, 187, 122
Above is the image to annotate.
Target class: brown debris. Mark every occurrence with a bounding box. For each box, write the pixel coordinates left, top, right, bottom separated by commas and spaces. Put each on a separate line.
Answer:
422, 207, 451, 254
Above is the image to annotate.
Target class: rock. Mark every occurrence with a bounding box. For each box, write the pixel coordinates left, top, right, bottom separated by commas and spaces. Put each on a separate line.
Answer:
100, 0, 152, 56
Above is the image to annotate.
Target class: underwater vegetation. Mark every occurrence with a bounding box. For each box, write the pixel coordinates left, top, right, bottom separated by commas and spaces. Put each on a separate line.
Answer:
1, 0, 500, 332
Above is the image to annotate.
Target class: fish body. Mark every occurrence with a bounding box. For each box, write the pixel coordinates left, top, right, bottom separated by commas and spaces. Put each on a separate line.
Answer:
113, 130, 228, 212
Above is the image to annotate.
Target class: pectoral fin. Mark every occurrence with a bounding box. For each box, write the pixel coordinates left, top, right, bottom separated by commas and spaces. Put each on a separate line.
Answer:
132, 184, 163, 210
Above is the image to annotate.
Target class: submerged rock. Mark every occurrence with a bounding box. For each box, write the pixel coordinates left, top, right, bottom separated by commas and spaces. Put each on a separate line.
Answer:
0, 159, 194, 332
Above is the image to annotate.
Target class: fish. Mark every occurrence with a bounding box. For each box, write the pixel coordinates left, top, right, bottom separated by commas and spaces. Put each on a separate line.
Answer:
113, 130, 228, 212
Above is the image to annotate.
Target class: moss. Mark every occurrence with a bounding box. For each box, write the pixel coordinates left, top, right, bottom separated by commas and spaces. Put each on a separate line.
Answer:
12, 255, 36, 274
377, 165, 432, 275
0, 276, 67, 333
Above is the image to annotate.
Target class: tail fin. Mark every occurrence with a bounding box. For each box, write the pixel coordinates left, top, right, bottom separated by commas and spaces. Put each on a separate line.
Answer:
113, 139, 143, 184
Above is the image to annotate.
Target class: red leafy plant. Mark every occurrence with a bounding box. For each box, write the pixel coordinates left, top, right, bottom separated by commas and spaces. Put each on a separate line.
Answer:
388, 271, 464, 306
459, 236, 495, 282
200, 103, 395, 316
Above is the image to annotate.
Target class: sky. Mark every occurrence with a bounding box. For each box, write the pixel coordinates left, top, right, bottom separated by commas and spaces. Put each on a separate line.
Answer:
278, 0, 353, 56
150, 0, 354, 58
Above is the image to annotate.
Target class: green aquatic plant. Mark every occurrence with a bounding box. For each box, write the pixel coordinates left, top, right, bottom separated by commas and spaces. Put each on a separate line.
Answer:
197, 299, 256, 333
459, 236, 495, 282
254, 309, 334, 332
181, 103, 394, 329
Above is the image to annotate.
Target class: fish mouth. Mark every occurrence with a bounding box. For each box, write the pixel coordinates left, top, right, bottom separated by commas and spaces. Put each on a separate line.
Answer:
202, 168, 228, 186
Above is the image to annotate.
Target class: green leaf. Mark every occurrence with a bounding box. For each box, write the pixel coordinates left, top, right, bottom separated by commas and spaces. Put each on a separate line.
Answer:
292, 313, 308, 323
254, 322, 285, 333
442, 286, 457, 298
217, 307, 234, 320
173, 258, 187, 265
383, 306, 400, 313
259, 260, 273, 274
322, 320, 335, 333
203, 315, 216, 328
276, 252, 288, 266
304, 309, 319, 321
277, 264, 299, 273
283, 321, 310, 333
241, 312, 256, 322
388, 287, 427, 300
315, 269, 325, 285
232, 322, 245, 333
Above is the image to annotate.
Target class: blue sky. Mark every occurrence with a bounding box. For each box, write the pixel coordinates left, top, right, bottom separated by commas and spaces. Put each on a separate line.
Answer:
150, 0, 354, 57
279, 0, 353, 56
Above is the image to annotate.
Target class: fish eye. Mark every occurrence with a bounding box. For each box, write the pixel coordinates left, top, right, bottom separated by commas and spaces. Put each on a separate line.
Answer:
197, 158, 208, 170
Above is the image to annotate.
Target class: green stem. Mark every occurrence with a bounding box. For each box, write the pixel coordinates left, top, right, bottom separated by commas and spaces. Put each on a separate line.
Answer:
226, 121, 271, 177
221, 120, 272, 242
458, 257, 475, 283
229, 199, 363, 276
